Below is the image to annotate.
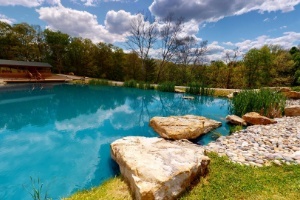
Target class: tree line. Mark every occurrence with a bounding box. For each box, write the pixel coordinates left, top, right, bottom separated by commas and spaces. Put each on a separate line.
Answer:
0, 21, 300, 88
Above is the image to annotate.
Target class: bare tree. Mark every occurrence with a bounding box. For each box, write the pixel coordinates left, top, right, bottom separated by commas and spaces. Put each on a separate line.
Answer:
127, 13, 157, 81
175, 36, 208, 67
155, 15, 184, 83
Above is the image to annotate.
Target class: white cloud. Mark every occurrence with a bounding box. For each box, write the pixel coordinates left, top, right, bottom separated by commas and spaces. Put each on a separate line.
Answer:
234, 32, 300, 52
81, 0, 97, 6
149, 0, 300, 23
36, 6, 128, 43
0, 14, 15, 24
0, 0, 61, 7
263, 18, 270, 22
105, 10, 136, 35
204, 32, 300, 61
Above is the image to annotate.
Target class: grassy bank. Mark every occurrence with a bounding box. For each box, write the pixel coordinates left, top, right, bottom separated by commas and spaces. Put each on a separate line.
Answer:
64, 153, 300, 200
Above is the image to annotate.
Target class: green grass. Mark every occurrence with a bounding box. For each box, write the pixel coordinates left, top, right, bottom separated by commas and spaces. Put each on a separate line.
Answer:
229, 89, 286, 118
88, 78, 109, 85
123, 79, 138, 88
229, 125, 243, 134
292, 86, 300, 92
186, 82, 215, 96
65, 153, 300, 200
157, 81, 175, 92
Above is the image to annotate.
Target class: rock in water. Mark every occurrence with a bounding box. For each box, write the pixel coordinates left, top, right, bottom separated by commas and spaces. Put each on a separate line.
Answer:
111, 136, 210, 200
149, 115, 222, 140
226, 115, 247, 126
242, 112, 276, 125
285, 105, 300, 116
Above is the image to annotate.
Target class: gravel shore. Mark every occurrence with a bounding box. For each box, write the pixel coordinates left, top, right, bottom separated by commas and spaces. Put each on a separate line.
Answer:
205, 99, 300, 167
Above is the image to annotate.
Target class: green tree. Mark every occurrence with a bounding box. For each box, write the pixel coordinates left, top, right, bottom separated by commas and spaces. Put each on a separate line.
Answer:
44, 29, 70, 73
243, 48, 261, 88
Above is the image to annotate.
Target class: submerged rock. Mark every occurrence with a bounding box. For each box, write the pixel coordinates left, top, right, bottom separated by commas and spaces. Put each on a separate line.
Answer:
111, 136, 210, 200
242, 112, 276, 125
149, 115, 222, 140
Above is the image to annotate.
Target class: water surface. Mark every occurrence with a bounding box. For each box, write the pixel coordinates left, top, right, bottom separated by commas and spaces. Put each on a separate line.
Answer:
0, 83, 230, 199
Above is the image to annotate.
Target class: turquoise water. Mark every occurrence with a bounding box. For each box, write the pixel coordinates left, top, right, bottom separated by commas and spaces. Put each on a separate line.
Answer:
0, 83, 230, 200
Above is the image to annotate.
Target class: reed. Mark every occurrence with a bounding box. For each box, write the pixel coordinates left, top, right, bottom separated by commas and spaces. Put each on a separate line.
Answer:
230, 89, 286, 118
157, 81, 175, 92
88, 79, 109, 85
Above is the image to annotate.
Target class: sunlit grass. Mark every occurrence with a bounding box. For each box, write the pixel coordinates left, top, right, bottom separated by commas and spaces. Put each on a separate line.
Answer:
65, 153, 300, 200
230, 89, 286, 118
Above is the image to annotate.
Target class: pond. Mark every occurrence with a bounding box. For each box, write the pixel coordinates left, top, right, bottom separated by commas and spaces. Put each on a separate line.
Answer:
0, 83, 230, 200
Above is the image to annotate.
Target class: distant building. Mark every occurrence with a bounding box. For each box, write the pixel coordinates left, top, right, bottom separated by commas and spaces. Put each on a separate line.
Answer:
0, 59, 52, 79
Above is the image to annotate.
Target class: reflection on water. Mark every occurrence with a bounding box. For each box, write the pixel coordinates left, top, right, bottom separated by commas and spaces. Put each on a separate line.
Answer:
0, 84, 230, 200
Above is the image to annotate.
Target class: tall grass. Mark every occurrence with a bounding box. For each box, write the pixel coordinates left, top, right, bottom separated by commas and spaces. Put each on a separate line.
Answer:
230, 89, 286, 118
88, 79, 109, 85
137, 81, 154, 90
157, 81, 175, 92
23, 177, 51, 200
123, 79, 138, 88
292, 86, 300, 92
186, 82, 215, 96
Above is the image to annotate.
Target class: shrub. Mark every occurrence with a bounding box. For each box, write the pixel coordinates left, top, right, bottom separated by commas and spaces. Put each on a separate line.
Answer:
186, 82, 215, 96
123, 79, 138, 88
229, 89, 286, 118
229, 125, 243, 134
137, 81, 154, 90
292, 86, 300, 92
88, 79, 109, 85
157, 81, 175, 92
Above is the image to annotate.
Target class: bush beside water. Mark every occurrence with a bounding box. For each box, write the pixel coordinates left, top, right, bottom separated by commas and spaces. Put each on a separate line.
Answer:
88, 79, 109, 85
186, 82, 215, 96
157, 81, 175, 92
230, 89, 286, 118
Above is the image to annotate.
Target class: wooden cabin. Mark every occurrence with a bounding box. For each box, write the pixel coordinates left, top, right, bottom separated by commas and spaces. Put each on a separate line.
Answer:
0, 59, 52, 79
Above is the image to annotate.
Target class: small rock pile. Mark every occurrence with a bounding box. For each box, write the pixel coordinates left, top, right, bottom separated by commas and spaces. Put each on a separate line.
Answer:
206, 116, 300, 166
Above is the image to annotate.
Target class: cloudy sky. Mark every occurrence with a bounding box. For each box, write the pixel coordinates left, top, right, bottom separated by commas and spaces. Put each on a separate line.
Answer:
0, 0, 300, 61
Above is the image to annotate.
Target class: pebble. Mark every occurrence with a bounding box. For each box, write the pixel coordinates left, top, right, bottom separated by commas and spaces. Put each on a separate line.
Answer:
205, 116, 300, 167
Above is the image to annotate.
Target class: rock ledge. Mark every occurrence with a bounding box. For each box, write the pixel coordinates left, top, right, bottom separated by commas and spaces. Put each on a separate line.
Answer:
111, 136, 210, 200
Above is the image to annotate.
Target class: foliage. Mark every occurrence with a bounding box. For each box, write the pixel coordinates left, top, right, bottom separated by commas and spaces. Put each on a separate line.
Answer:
23, 177, 51, 200
88, 79, 109, 86
65, 153, 300, 200
0, 21, 298, 88
157, 81, 175, 92
186, 82, 214, 96
229, 89, 286, 118
137, 81, 154, 90
292, 86, 300, 91
229, 125, 243, 134
123, 79, 138, 88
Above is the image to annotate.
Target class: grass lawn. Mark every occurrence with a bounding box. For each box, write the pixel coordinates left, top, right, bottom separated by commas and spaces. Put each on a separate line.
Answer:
64, 153, 300, 200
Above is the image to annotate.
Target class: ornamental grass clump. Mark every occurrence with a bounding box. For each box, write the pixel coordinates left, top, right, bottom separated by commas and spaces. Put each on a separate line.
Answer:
88, 79, 109, 85
157, 81, 175, 92
123, 79, 138, 88
230, 89, 286, 118
186, 82, 215, 96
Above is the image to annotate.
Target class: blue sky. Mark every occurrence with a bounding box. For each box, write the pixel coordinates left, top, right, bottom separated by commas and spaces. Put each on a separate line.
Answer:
0, 0, 300, 61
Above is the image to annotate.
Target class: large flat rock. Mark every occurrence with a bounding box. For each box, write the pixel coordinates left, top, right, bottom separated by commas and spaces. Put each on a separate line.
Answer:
149, 115, 222, 140
111, 136, 210, 200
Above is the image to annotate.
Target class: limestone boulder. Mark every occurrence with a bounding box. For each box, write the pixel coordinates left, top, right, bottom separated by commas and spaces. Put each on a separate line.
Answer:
285, 105, 300, 116
111, 136, 210, 200
226, 115, 247, 126
149, 115, 222, 140
242, 112, 276, 125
